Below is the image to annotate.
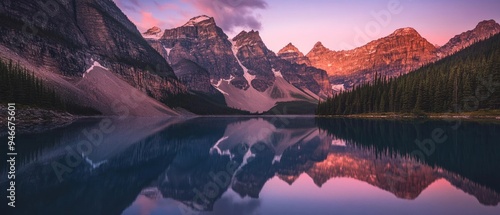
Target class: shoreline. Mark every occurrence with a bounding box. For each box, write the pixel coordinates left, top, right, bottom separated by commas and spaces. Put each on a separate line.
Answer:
3, 105, 500, 135
0, 105, 82, 135
316, 112, 500, 121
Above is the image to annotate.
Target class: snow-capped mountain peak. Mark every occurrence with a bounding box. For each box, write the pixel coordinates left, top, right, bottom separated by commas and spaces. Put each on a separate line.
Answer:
183, 15, 213, 27
142, 26, 163, 39
147, 16, 331, 113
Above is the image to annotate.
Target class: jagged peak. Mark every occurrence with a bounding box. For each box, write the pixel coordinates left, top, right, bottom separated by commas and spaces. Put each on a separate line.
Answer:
438, 19, 500, 55
183, 15, 214, 27
391, 27, 421, 37
314, 41, 324, 47
312, 41, 328, 51
234, 30, 250, 38
142, 26, 163, 39
306, 41, 332, 56
233, 30, 263, 44
236, 30, 248, 36
249, 30, 259, 34
474, 19, 500, 31
476, 19, 499, 27
278, 43, 301, 55
236, 30, 260, 37
143, 26, 161, 34
283, 42, 297, 49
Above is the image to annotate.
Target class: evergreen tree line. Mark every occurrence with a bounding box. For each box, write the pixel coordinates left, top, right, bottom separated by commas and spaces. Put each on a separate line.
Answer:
317, 33, 500, 115
0, 59, 101, 115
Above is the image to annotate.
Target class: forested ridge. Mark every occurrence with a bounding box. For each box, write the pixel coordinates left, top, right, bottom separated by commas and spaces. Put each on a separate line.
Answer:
317, 33, 500, 115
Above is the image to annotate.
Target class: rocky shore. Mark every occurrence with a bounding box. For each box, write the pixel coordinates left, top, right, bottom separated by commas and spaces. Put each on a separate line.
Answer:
0, 105, 78, 135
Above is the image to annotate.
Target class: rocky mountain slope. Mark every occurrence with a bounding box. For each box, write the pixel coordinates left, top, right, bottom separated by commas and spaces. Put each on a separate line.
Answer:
232, 30, 330, 99
306, 28, 438, 89
0, 0, 186, 115
277, 43, 311, 66
437, 20, 500, 57
154, 16, 248, 90
280, 20, 500, 91
145, 16, 332, 113
142, 26, 163, 39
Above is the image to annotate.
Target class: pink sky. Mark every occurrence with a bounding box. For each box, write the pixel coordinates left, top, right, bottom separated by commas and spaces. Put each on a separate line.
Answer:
115, 0, 500, 53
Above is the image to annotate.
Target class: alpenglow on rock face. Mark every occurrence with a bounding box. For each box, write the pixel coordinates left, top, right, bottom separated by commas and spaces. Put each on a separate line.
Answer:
144, 15, 332, 113
437, 20, 500, 57
279, 20, 500, 91
305, 27, 438, 88
277, 43, 312, 66
142, 26, 163, 39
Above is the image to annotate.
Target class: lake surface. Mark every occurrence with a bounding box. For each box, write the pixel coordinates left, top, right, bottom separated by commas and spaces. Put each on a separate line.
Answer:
1, 117, 500, 215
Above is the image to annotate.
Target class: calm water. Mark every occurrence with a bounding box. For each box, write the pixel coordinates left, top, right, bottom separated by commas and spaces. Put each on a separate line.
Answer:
1, 117, 500, 215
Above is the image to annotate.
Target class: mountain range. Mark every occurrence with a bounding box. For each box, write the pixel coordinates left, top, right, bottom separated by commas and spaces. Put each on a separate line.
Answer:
145, 15, 330, 113
0, 0, 499, 115
283, 20, 500, 91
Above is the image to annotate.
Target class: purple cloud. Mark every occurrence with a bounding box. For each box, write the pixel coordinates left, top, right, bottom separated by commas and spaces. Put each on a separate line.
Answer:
114, 0, 140, 12
114, 0, 267, 32
186, 0, 268, 32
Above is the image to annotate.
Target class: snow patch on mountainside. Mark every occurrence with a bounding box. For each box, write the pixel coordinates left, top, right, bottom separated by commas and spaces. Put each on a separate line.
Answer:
83, 61, 107, 78
164, 47, 172, 57
273, 69, 284, 78
332, 139, 347, 147
183, 15, 211, 27
163, 46, 172, 64
231, 40, 255, 83
212, 73, 317, 113
208, 42, 317, 113
211, 76, 235, 95
332, 84, 345, 92
77, 66, 181, 116
213, 78, 275, 113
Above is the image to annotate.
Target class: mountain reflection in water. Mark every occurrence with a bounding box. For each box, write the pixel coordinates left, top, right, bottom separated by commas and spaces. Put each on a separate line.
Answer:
1, 117, 499, 215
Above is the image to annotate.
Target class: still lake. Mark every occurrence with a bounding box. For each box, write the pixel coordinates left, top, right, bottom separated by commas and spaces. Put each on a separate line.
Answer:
1, 117, 500, 215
